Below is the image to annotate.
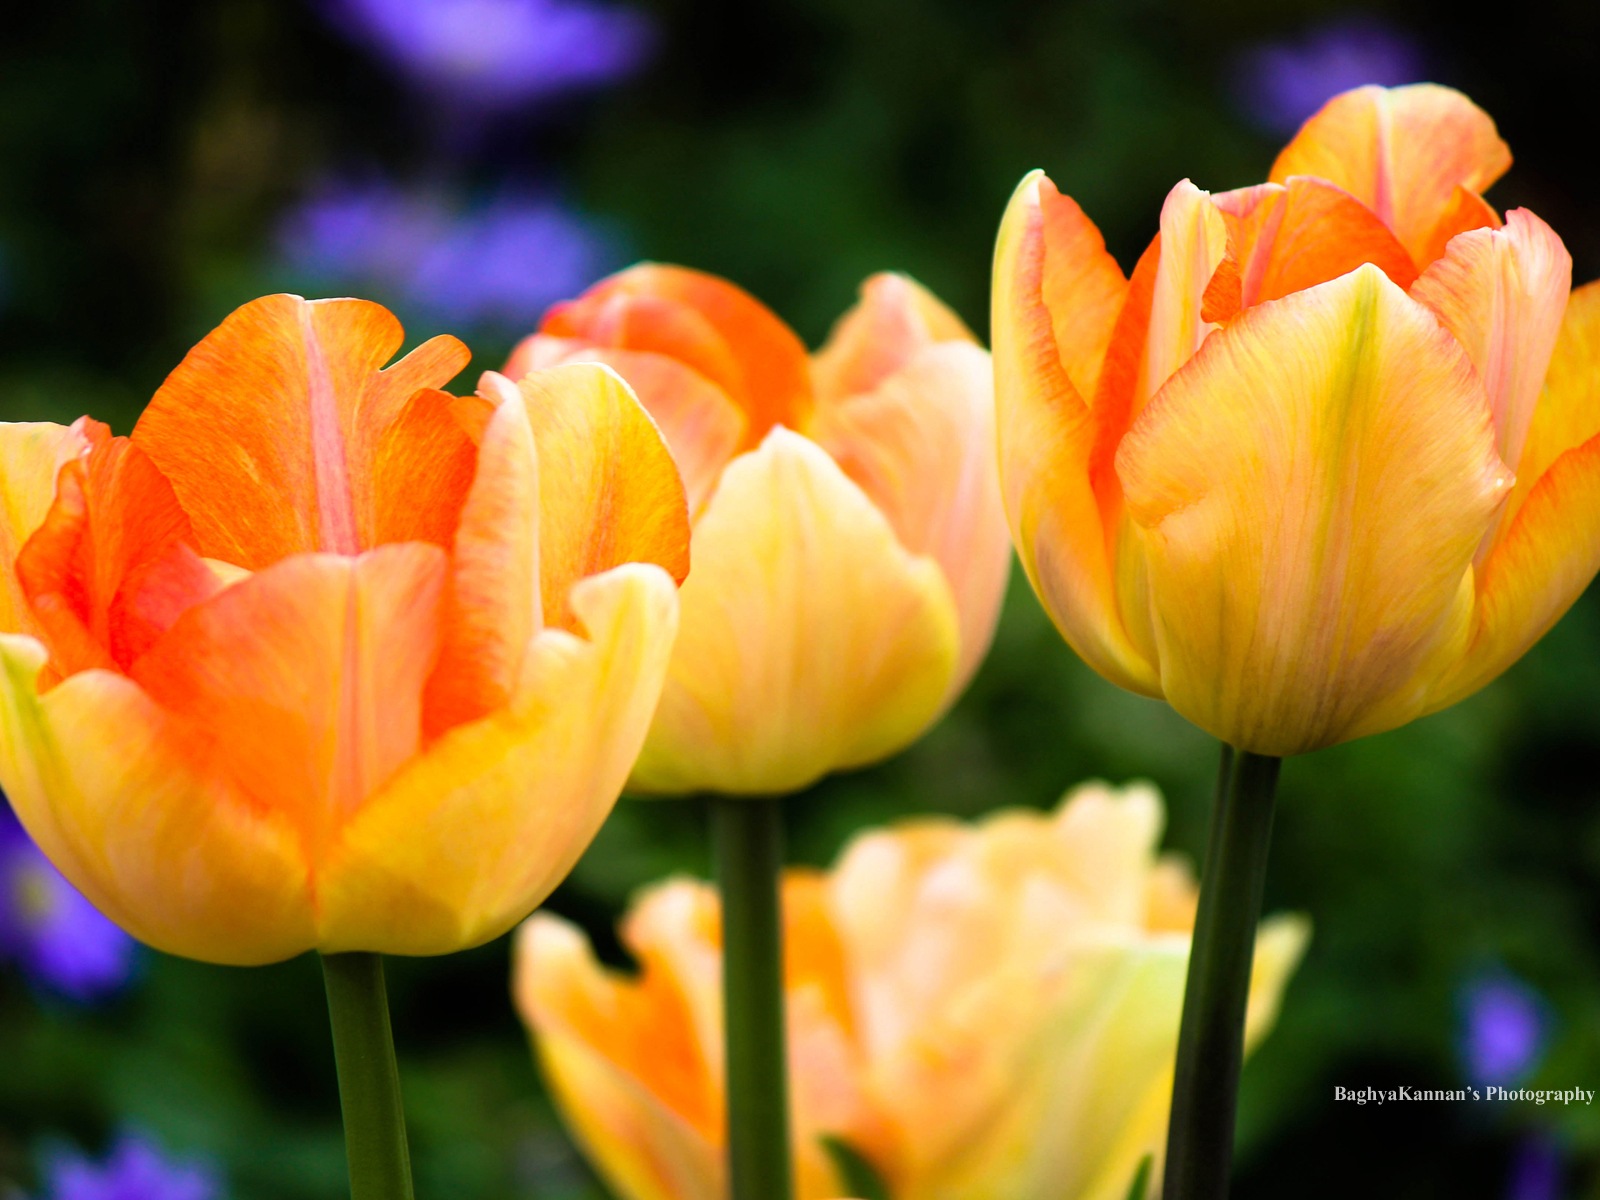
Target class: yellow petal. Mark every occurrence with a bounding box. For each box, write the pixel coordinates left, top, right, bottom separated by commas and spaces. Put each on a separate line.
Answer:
630, 429, 959, 795
991, 171, 1160, 695
0, 635, 314, 965
813, 340, 1010, 697
1269, 84, 1511, 266
0, 422, 89, 640
317, 563, 679, 953
1118, 264, 1511, 754
1139, 180, 1229, 413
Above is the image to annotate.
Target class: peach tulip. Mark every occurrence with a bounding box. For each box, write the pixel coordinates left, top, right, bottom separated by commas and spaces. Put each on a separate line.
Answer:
515, 782, 1309, 1200
0, 294, 690, 965
994, 83, 1600, 755
508, 266, 1010, 795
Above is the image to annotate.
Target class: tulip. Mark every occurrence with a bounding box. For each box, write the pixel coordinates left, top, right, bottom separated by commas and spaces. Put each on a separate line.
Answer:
509, 265, 1010, 797
515, 781, 1309, 1200
993, 82, 1595, 758
992, 83, 1596, 1199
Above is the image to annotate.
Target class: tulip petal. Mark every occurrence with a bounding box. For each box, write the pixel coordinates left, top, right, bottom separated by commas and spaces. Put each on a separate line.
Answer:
369, 387, 482, 547
0, 422, 87, 641
515, 913, 722, 1200
1141, 180, 1229, 413
133, 294, 469, 566
1269, 84, 1511, 265
507, 337, 747, 515
317, 563, 679, 953
812, 272, 979, 404
1118, 264, 1510, 754
991, 172, 1160, 695
814, 340, 1010, 696
1409, 208, 1571, 490
542, 264, 814, 441
0, 635, 314, 964
1201, 177, 1418, 324
130, 544, 449, 859
496, 363, 691, 633
1416, 185, 1503, 269
630, 429, 960, 795
1515, 281, 1600, 511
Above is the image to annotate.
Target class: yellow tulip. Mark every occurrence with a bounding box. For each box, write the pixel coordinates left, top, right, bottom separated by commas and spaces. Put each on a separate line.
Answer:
508, 266, 1011, 794
515, 782, 1308, 1200
994, 83, 1600, 755
0, 294, 689, 964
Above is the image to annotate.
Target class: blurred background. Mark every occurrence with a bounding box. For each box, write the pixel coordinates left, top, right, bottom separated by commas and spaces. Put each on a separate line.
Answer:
3, 0, 1600, 1196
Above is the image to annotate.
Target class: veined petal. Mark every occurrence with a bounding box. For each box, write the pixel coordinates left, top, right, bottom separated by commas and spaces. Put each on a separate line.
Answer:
542, 264, 814, 441
130, 544, 449, 860
515, 913, 722, 1200
1118, 264, 1510, 754
1139, 180, 1229, 414
317, 563, 679, 953
495, 364, 690, 633
812, 272, 978, 404
991, 171, 1159, 695
813, 340, 1010, 697
1409, 209, 1571, 495
1201, 177, 1418, 323
132, 295, 469, 566
1416, 186, 1503, 269
369, 387, 482, 547
630, 429, 960, 795
1514, 281, 1600, 514
0, 635, 314, 965
1269, 84, 1511, 265
507, 337, 747, 516
0, 422, 88, 641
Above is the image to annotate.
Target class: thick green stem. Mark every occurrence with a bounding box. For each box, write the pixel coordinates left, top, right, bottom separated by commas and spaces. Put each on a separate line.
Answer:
711, 796, 794, 1200
1162, 746, 1281, 1200
321, 952, 415, 1200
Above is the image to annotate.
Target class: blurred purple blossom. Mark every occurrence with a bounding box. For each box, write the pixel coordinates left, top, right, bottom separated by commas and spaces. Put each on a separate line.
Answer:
0, 802, 137, 1002
36, 1132, 220, 1200
1234, 17, 1425, 135
1507, 1134, 1562, 1200
323, 0, 654, 114
277, 180, 617, 330
1459, 971, 1549, 1088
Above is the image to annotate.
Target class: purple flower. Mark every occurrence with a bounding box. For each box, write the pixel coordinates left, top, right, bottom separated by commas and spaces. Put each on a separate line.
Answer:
277, 180, 617, 331
1234, 17, 1425, 134
36, 1132, 220, 1200
0, 802, 137, 1002
1459, 971, 1549, 1088
1507, 1134, 1562, 1200
323, 0, 653, 113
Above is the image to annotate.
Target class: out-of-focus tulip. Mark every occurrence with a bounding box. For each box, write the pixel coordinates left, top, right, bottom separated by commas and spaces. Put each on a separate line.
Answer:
507, 266, 1010, 795
515, 782, 1309, 1200
0, 294, 689, 965
994, 83, 1600, 756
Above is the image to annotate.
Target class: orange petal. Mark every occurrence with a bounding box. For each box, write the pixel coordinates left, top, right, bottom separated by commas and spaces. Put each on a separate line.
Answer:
132, 294, 470, 567
813, 340, 1010, 697
1118, 264, 1511, 754
17, 425, 220, 677
1415, 185, 1503, 270
492, 363, 690, 633
542, 264, 814, 441
1139, 180, 1229, 415
811, 272, 977, 404
1032, 179, 1129, 404
629, 429, 960, 795
1201, 177, 1418, 324
369, 387, 482, 547
130, 544, 449, 860
507, 337, 746, 515
317, 563, 679, 953
0, 635, 315, 965
991, 172, 1159, 694
1268, 84, 1512, 265
1515, 280, 1600, 512
422, 387, 542, 737
1409, 208, 1571, 531
0, 422, 91, 642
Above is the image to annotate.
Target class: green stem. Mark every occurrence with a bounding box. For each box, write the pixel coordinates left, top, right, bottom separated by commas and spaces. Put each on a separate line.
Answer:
322, 952, 415, 1200
1162, 745, 1281, 1200
711, 796, 794, 1200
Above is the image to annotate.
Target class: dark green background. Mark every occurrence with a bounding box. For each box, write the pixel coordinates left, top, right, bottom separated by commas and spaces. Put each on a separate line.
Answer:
3, 0, 1599, 1196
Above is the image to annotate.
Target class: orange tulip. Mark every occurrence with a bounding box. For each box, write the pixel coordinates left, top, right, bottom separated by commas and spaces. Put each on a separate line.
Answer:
0, 294, 690, 965
508, 266, 1010, 795
994, 83, 1600, 755
515, 782, 1308, 1200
